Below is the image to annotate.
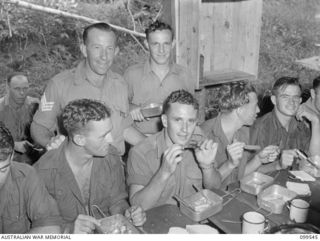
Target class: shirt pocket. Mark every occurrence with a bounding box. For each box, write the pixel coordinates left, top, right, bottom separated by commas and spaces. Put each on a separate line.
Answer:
2, 204, 28, 233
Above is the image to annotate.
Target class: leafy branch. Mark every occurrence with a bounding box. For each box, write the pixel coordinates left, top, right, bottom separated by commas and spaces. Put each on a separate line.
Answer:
3, 0, 146, 38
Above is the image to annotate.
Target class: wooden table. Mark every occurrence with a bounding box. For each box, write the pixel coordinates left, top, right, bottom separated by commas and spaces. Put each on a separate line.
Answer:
142, 170, 320, 234
143, 204, 195, 234
208, 170, 320, 233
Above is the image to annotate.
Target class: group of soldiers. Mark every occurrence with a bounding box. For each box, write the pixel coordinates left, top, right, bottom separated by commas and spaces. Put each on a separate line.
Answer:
1, 20, 320, 234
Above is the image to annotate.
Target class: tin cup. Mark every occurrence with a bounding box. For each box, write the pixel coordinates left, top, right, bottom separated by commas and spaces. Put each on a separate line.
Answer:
242, 211, 269, 234
287, 199, 309, 223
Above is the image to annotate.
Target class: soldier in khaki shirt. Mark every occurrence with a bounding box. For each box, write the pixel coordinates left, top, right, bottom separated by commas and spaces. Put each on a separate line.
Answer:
124, 21, 194, 135
127, 90, 221, 210
0, 125, 62, 233
31, 23, 145, 155
0, 73, 39, 164
34, 99, 146, 234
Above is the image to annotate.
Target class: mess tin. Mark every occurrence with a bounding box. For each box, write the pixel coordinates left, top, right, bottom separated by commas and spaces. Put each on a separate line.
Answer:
140, 103, 163, 118
240, 172, 274, 195
177, 189, 223, 222
257, 184, 297, 214
95, 214, 140, 234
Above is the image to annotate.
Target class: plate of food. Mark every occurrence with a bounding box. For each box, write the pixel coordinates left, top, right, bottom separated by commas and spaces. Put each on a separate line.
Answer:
176, 189, 223, 222
95, 214, 140, 234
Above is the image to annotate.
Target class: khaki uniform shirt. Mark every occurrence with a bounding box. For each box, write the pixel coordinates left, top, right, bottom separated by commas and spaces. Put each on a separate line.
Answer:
0, 162, 62, 233
201, 114, 250, 189
127, 128, 204, 208
124, 61, 195, 134
0, 95, 39, 163
0, 95, 39, 141
33, 60, 131, 155
250, 110, 310, 153
34, 141, 128, 227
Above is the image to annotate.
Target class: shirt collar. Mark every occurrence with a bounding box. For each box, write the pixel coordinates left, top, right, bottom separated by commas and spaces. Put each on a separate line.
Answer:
143, 59, 180, 76
271, 109, 301, 132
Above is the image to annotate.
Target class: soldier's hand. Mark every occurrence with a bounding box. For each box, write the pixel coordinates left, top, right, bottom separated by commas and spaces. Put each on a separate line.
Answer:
130, 108, 145, 122
73, 214, 101, 234
227, 140, 245, 168
46, 135, 65, 151
160, 144, 183, 179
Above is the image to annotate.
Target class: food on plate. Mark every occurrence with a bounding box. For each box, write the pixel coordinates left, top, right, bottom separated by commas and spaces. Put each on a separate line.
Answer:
191, 196, 213, 212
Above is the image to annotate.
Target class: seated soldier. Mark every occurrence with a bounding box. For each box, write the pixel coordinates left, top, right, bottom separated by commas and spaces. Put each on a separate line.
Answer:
0, 72, 40, 164
127, 90, 221, 210
250, 77, 320, 171
124, 20, 194, 135
201, 81, 280, 189
34, 99, 146, 234
0, 125, 61, 233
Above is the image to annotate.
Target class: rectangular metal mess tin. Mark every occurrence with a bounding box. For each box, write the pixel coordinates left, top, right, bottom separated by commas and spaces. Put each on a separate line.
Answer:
179, 189, 223, 222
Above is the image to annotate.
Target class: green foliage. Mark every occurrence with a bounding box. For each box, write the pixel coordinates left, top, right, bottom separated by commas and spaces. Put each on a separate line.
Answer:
1, 0, 320, 117
0, 0, 164, 96
0, 0, 82, 96
258, 0, 320, 92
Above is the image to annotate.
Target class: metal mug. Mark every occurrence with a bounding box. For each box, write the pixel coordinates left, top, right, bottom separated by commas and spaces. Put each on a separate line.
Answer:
287, 199, 309, 223
242, 211, 269, 234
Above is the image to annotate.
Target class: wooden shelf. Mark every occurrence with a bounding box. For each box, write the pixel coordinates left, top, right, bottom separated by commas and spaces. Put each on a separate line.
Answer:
199, 69, 256, 89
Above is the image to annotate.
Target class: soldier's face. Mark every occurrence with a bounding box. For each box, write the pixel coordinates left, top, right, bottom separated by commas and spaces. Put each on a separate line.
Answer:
81, 28, 119, 76
8, 75, 29, 105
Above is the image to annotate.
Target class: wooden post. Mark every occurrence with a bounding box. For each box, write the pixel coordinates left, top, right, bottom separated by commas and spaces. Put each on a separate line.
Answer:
173, 0, 201, 89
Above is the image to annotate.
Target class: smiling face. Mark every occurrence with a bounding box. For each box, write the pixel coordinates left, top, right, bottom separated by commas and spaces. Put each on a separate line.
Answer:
272, 84, 302, 117
237, 92, 260, 126
147, 29, 174, 66
161, 103, 198, 146
81, 118, 113, 157
8, 75, 29, 106
81, 28, 119, 77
